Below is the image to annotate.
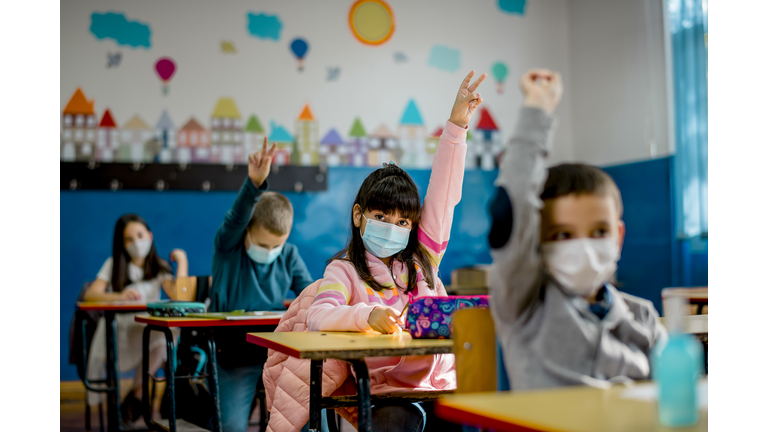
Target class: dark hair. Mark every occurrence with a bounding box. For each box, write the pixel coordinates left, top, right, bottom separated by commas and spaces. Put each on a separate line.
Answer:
541, 164, 623, 217
111, 214, 171, 293
329, 163, 436, 293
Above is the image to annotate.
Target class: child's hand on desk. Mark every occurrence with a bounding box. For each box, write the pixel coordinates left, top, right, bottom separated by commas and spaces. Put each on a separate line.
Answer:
520, 68, 563, 114
120, 289, 142, 301
368, 307, 405, 334
449, 70, 487, 128
248, 137, 278, 188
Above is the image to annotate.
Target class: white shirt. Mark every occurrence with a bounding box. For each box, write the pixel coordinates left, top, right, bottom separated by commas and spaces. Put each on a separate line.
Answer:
95, 257, 171, 302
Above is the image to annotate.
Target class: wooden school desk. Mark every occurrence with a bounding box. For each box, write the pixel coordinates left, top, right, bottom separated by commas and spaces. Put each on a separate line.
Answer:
135, 315, 282, 432
435, 379, 708, 432
246, 331, 454, 432
662, 287, 708, 314
76, 301, 147, 432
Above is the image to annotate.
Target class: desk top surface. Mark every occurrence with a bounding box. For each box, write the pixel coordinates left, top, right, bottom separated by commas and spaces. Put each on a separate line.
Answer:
436, 380, 708, 432
246, 331, 454, 360
77, 301, 147, 311
661, 287, 708, 302
135, 315, 282, 328
659, 314, 708, 334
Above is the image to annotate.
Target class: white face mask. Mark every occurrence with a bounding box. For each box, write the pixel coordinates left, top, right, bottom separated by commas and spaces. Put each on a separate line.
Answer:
541, 238, 620, 297
125, 238, 152, 260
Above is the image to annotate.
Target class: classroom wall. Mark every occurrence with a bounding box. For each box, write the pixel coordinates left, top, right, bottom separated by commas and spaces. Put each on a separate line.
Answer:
567, 0, 671, 166
61, 0, 575, 164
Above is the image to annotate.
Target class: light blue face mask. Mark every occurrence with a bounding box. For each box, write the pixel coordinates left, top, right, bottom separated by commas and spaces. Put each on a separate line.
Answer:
246, 232, 283, 264
361, 214, 411, 258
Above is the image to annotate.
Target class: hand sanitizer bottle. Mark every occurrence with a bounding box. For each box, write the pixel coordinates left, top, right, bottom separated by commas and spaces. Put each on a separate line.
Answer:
651, 295, 704, 427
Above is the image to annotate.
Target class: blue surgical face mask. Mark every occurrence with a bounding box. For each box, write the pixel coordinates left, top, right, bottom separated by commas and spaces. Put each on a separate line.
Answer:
246, 232, 283, 264
360, 214, 411, 258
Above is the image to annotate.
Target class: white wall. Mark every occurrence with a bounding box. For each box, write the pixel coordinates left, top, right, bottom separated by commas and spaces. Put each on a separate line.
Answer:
567, 0, 670, 166
60, 0, 575, 164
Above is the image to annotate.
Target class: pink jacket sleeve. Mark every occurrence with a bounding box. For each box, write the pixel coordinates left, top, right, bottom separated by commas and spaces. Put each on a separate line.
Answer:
306, 261, 378, 332
418, 120, 468, 267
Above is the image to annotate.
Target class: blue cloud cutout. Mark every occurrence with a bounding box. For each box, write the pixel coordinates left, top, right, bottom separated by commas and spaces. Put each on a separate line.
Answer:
498, 0, 527, 15
427, 45, 461, 73
90, 12, 151, 48
247, 13, 282, 41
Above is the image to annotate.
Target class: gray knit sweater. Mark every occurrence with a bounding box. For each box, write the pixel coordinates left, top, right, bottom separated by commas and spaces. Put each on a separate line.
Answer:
489, 107, 667, 391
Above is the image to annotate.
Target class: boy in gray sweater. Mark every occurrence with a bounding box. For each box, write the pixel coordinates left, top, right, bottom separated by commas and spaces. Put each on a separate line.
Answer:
488, 68, 667, 391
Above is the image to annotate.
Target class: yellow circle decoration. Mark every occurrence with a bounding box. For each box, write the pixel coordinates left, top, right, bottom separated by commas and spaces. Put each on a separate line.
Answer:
349, 0, 395, 46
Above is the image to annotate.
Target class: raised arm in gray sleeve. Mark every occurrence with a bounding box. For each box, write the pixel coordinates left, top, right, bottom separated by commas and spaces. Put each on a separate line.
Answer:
489, 107, 556, 323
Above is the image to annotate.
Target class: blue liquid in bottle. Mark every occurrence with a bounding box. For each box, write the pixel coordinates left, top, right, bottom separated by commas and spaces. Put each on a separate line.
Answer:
651, 297, 704, 427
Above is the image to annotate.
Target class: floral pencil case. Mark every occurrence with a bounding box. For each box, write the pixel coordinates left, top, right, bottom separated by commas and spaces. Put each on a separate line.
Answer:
406, 295, 489, 339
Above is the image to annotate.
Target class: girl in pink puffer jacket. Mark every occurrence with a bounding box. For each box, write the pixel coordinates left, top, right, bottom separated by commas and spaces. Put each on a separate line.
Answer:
265, 70, 487, 431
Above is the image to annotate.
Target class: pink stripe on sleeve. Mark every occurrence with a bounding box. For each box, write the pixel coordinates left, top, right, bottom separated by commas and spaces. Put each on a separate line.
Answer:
418, 228, 449, 254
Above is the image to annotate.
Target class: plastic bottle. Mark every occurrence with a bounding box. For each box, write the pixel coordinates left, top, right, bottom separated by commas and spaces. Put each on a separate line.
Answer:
651, 295, 704, 427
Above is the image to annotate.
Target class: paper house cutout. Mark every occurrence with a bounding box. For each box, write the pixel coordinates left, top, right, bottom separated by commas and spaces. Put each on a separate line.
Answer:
293, 103, 319, 166
347, 117, 367, 167
210, 98, 245, 164
368, 124, 400, 166
243, 114, 266, 163
472, 107, 501, 170
319, 128, 347, 166
270, 121, 294, 166
177, 117, 211, 163
96, 109, 119, 162
61, 87, 97, 161
398, 100, 429, 167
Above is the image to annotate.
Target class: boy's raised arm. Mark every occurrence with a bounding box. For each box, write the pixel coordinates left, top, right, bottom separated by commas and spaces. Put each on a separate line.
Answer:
214, 138, 277, 253
490, 69, 562, 323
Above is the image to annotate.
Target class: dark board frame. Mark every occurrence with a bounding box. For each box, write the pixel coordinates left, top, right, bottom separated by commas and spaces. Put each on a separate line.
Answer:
60, 162, 328, 192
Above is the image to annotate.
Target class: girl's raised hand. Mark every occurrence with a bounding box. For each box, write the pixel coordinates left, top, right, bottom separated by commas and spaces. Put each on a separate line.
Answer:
449, 70, 487, 128
248, 137, 278, 188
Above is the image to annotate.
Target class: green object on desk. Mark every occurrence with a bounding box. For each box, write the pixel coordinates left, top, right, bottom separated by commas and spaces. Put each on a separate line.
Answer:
186, 311, 283, 320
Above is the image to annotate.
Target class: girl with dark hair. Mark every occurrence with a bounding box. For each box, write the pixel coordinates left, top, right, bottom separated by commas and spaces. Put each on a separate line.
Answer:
84, 214, 188, 424
300, 71, 486, 431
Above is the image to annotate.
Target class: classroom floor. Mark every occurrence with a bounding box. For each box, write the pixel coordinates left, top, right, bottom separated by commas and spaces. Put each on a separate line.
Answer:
60, 380, 355, 431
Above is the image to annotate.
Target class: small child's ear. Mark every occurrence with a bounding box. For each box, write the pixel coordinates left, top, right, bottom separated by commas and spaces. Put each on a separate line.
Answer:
353, 204, 362, 228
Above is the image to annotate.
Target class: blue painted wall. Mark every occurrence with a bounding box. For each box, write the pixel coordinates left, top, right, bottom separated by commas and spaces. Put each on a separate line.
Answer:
604, 156, 708, 313
61, 158, 707, 381
60, 167, 497, 381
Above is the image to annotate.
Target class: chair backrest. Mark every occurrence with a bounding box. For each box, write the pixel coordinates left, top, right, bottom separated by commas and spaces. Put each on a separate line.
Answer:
162, 275, 213, 302
452, 308, 497, 393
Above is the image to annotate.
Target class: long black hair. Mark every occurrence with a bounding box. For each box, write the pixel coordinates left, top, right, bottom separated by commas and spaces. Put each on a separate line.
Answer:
110, 214, 171, 293
329, 163, 437, 294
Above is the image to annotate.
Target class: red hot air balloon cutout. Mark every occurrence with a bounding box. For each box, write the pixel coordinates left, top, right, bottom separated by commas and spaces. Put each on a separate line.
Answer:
154, 57, 177, 95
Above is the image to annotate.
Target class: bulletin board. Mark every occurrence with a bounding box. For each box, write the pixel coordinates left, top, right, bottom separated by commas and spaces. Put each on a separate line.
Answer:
60, 0, 572, 190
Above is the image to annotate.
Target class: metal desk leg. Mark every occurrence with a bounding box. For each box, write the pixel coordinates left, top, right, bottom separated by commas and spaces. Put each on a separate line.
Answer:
349, 360, 372, 432
207, 332, 223, 432
142, 326, 152, 429
309, 359, 323, 431
141, 325, 177, 432
105, 311, 122, 431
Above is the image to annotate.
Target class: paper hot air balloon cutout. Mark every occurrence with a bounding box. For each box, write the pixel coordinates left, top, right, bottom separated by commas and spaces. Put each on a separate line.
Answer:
290, 38, 309, 71
154, 57, 177, 95
491, 62, 509, 94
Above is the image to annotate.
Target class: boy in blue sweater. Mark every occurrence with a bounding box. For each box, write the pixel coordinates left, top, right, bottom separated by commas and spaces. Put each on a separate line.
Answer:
211, 138, 314, 432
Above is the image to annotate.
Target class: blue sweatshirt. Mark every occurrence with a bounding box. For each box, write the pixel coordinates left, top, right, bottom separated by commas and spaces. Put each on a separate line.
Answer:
210, 177, 314, 313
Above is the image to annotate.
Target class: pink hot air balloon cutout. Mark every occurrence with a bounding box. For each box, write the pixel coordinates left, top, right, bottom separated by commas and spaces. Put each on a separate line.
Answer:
154, 57, 177, 95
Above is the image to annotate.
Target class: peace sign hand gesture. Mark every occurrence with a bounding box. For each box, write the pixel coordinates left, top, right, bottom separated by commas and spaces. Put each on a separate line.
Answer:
248, 137, 277, 188
449, 70, 487, 128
